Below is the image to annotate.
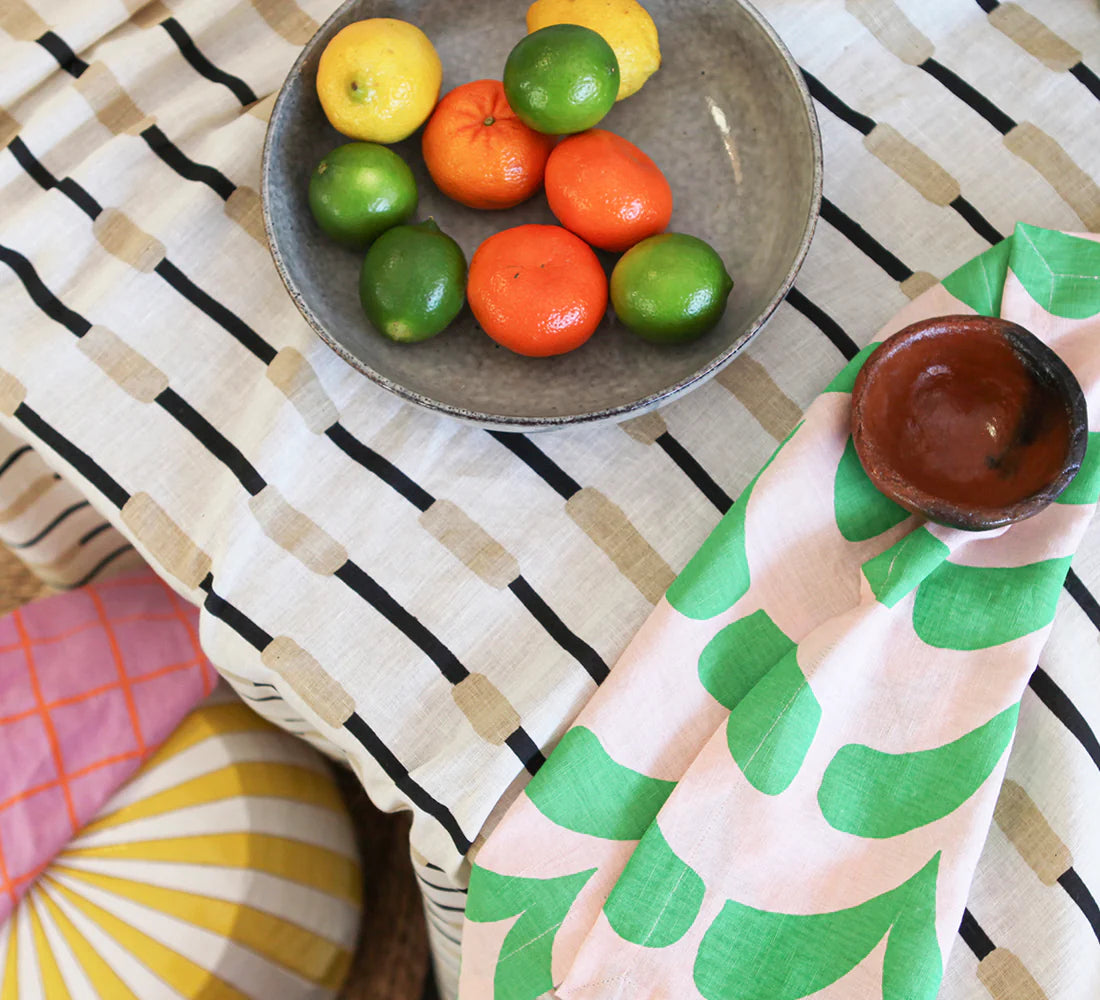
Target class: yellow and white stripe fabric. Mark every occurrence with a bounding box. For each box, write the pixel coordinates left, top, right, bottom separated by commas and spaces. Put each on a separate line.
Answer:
0, 692, 362, 999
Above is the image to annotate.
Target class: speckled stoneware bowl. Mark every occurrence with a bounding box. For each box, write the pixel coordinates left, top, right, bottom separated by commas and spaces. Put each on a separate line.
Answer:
262, 0, 822, 429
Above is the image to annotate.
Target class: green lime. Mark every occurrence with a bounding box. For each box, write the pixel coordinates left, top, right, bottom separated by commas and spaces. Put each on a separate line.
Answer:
611, 233, 734, 344
359, 219, 467, 343
503, 24, 620, 135
308, 142, 417, 249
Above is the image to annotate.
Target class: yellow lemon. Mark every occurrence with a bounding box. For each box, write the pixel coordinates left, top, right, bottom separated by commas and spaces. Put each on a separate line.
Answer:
526, 0, 660, 100
316, 18, 442, 144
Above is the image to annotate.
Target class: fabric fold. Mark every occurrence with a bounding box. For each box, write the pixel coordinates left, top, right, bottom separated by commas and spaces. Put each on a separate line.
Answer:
460, 224, 1100, 1000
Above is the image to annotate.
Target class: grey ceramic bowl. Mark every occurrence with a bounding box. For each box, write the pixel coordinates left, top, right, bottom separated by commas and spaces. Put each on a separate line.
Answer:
262, 0, 821, 429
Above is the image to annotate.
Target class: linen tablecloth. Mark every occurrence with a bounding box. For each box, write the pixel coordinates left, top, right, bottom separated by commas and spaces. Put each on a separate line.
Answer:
1, 1, 1098, 997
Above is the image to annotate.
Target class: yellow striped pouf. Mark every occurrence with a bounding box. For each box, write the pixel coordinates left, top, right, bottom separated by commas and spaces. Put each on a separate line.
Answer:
0, 692, 362, 999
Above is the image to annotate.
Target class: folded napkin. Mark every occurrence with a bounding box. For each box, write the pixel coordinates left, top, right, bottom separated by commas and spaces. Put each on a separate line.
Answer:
458, 224, 1100, 1000
0, 569, 218, 922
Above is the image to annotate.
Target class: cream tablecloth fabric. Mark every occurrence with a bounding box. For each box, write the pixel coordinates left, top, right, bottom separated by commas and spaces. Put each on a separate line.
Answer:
1, 1, 1098, 997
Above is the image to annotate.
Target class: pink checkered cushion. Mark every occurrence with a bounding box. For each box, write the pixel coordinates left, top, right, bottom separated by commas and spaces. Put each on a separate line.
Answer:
0, 570, 217, 921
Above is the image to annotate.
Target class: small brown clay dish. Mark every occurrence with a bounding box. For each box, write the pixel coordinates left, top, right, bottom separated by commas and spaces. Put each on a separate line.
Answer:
851, 315, 1088, 531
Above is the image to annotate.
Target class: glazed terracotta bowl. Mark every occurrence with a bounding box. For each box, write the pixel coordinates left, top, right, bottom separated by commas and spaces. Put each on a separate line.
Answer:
851, 315, 1088, 531
262, 0, 821, 429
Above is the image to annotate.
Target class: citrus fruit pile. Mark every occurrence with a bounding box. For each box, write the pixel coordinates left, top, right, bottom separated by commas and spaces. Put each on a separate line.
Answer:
307, 1, 734, 358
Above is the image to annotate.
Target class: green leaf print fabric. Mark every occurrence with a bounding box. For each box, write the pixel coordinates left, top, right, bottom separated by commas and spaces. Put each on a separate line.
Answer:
459, 226, 1100, 1000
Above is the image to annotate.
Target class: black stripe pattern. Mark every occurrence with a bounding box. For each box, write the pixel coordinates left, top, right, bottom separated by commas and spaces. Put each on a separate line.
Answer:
325, 424, 435, 512
1069, 63, 1100, 103
0, 240, 90, 336
416, 873, 468, 895
35, 31, 88, 77
488, 431, 581, 500
820, 198, 914, 283
919, 58, 1016, 135
9, 500, 89, 549
7, 135, 59, 193
801, 70, 1004, 246
1058, 867, 1100, 943
1064, 567, 1100, 633
160, 18, 258, 106
1028, 666, 1100, 771
508, 576, 608, 685
141, 125, 236, 201
655, 433, 733, 514
785, 287, 860, 361
68, 545, 134, 589
949, 196, 1005, 246
801, 69, 874, 136
13, 404, 130, 509
154, 259, 276, 364
958, 907, 995, 960
334, 561, 471, 687
154, 387, 266, 496
343, 713, 472, 853
0, 446, 32, 480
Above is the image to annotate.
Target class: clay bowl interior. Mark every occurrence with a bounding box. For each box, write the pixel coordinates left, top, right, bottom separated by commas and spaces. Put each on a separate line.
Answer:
851, 315, 1088, 531
262, 0, 821, 429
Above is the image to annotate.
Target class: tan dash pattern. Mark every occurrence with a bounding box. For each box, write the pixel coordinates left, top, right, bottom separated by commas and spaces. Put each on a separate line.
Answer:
845, 0, 934, 65
248, 485, 348, 575
0, 370, 27, 416
420, 500, 519, 589
128, 0, 172, 28
901, 271, 939, 300
993, 779, 1072, 886
0, 108, 19, 150
619, 411, 667, 446
1005, 122, 1100, 230
452, 674, 521, 745
78, 326, 169, 403
249, 0, 319, 45
265, 348, 339, 434
0, 0, 47, 41
977, 948, 1049, 1000
0, 475, 56, 525
247, 94, 277, 122
121, 492, 212, 588
93, 209, 166, 272
73, 63, 153, 136
225, 185, 268, 247
864, 124, 960, 206
988, 3, 1080, 73
566, 487, 675, 604
262, 636, 355, 727
715, 355, 802, 442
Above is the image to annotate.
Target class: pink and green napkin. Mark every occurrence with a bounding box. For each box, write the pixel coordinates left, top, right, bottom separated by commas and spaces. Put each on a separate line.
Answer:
458, 224, 1100, 1000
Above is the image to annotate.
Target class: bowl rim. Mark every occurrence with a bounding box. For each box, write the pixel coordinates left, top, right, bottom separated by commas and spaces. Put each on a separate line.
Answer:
850, 314, 1090, 531
260, 0, 823, 430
